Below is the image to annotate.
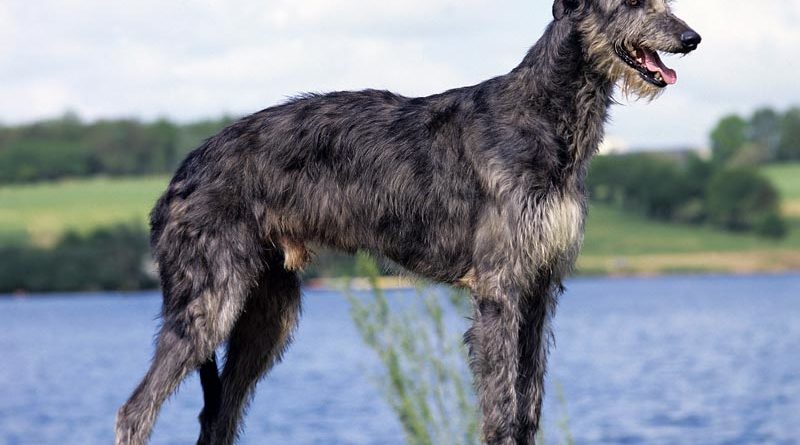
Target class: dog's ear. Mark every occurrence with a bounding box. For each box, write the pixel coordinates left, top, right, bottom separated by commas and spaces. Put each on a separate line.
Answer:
553, 0, 582, 20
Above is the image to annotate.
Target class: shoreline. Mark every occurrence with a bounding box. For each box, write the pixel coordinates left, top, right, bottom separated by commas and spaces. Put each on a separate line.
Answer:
3, 263, 799, 297
577, 249, 800, 277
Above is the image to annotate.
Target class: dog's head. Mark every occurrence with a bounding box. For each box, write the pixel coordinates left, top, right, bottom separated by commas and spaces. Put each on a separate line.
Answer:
554, 0, 701, 99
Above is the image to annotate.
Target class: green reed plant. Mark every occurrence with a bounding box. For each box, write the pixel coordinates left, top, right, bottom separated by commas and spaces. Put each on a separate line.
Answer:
346, 252, 575, 445
347, 252, 479, 445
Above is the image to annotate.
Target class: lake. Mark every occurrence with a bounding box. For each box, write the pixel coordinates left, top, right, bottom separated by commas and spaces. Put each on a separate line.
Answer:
1, 275, 798, 445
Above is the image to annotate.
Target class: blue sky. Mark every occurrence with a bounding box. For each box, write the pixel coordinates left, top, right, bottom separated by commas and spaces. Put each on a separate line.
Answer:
2, 0, 799, 148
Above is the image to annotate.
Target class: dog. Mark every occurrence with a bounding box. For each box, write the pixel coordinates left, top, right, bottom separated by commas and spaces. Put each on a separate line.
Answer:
115, 0, 700, 443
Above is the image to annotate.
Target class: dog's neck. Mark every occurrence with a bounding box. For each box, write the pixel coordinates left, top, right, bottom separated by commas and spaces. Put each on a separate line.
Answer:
507, 17, 615, 172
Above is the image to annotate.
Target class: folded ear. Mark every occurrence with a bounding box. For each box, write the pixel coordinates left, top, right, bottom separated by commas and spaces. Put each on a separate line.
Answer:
553, 0, 582, 20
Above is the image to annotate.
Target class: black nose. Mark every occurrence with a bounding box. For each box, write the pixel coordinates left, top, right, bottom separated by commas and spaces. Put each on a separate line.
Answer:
681, 31, 702, 51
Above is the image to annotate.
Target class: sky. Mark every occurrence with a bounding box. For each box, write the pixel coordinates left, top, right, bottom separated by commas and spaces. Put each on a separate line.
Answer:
2, 0, 800, 149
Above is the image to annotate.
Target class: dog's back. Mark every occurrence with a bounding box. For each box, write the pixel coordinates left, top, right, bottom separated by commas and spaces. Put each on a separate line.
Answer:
153, 88, 491, 285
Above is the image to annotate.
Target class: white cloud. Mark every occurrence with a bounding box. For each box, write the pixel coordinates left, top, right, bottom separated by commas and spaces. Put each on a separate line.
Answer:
2, 0, 799, 148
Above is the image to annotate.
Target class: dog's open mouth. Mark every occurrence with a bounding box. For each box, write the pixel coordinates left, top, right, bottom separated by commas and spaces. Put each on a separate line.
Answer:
615, 45, 677, 88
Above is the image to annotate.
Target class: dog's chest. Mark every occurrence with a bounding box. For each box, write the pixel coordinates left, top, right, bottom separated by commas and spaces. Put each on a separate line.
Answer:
527, 192, 585, 266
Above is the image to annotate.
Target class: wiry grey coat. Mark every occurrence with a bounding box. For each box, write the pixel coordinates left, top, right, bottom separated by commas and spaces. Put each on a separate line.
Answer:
115, 0, 700, 444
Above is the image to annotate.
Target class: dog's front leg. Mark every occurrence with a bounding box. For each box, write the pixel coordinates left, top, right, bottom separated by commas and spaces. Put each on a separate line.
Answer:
514, 285, 558, 444
465, 280, 522, 445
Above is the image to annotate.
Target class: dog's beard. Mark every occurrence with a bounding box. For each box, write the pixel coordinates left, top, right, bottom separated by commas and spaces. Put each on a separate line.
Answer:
617, 65, 664, 101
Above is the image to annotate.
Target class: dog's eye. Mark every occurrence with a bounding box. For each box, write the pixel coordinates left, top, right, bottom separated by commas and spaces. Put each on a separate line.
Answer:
627, 0, 641, 6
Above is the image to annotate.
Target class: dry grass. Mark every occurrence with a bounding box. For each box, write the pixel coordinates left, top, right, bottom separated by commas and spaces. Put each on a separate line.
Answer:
781, 200, 800, 218
578, 250, 800, 276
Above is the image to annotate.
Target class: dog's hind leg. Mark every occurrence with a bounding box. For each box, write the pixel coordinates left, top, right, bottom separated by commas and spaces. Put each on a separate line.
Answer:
196, 354, 222, 445
115, 217, 264, 445
115, 320, 230, 445
202, 261, 302, 445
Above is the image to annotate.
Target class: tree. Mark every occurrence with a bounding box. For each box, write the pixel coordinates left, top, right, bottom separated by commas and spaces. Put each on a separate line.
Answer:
749, 107, 781, 159
151, 119, 179, 170
586, 155, 620, 203
0, 114, 236, 184
777, 107, 800, 161
0, 139, 90, 182
674, 154, 713, 223
710, 114, 748, 167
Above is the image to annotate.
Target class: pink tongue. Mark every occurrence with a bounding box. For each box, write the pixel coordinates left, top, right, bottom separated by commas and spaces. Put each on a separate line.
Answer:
641, 49, 677, 85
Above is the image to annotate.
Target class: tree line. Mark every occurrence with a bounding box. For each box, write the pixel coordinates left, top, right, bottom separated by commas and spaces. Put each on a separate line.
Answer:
0, 112, 235, 184
711, 106, 800, 166
1, 107, 799, 184
0, 225, 156, 293
588, 153, 787, 238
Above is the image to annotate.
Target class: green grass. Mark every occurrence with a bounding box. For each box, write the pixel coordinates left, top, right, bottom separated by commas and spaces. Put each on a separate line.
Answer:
762, 163, 800, 200
582, 204, 800, 257
0, 176, 167, 245
577, 163, 800, 273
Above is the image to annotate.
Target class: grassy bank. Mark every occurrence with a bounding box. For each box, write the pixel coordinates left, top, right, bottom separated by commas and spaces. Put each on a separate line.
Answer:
581, 162, 800, 274
763, 163, 800, 219
2, 163, 799, 277
762, 163, 800, 199
579, 203, 800, 275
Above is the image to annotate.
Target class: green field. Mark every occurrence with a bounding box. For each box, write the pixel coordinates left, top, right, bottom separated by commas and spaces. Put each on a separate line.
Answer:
580, 162, 800, 273
762, 163, 800, 220
763, 163, 800, 200
0, 176, 167, 245
2, 164, 800, 274
583, 204, 800, 256
579, 203, 800, 275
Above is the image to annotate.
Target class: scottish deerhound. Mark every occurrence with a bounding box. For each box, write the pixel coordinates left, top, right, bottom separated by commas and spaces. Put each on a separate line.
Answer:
115, 1, 700, 444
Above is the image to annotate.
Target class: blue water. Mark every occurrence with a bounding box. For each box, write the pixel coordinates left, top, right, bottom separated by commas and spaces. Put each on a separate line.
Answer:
1, 275, 798, 445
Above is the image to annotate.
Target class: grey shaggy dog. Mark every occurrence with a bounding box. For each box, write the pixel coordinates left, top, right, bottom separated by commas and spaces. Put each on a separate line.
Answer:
115, 0, 700, 444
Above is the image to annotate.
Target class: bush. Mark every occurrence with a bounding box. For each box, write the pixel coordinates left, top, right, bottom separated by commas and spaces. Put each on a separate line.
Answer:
589, 153, 790, 239
706, 168, 787, 238
588, 153, 705, 222
302, 249, 359, 279
755, 213, 788, 239
0, 224, 156, 293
